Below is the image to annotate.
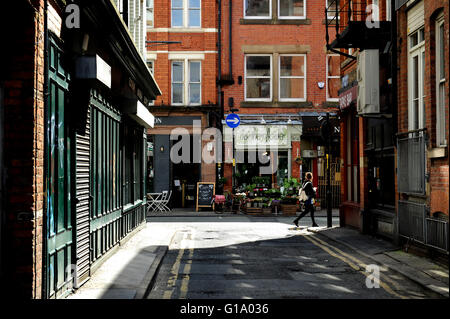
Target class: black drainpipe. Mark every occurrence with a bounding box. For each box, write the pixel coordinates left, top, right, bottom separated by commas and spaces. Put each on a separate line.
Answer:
391, 0, 398, 137
228, 0, 232, 79
42, 0, 49, 299
217, 0, 223, 183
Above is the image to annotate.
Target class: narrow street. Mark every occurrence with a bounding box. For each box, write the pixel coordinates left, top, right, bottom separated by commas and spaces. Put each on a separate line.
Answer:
2, 0, 449, 305
147, 216, 442, 299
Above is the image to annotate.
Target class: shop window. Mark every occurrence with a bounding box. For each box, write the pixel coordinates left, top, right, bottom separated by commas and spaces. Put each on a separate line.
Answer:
436, 13, 446, 147
245, 55, 272, 101
124, 126, 146, 205
408, 26, 425, 131
326, 54, 340, 101
244, 0, 271, 18
172, 0, 201, 27
276, 151, 289, 186
146, 0, 154, 27
171, 60, 202, 105
279, 54, 306, 101
279, 0, 306, 19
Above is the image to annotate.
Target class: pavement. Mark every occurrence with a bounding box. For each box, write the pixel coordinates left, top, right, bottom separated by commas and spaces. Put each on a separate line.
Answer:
309, 227, 449, 298
67, 211, 449, 299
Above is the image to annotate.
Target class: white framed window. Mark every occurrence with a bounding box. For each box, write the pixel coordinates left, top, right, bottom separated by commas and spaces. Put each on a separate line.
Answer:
172, 60, 184, 104
171, 60, 202, 105
172, 0, 201, 28
326, 0, 339, 20
279, 0, 306, 19
245, 55, 272, 101
188, 61, 201, 104
279, 54, 306, 101
436, 13, 446, 146
189, 0, 201, 27
147, 60, 154, 75
244, 0, 271, 19
326, 54, 340, 101
408, 26, 425, 131
146, 0, 154, 27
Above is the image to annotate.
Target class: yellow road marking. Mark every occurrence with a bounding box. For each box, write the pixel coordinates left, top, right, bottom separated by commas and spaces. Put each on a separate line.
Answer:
303, 234, 408, 299
163, 246, 185, 299
309, 234, 405, 292
179, 248, 194, 299
164, 231, 195, 299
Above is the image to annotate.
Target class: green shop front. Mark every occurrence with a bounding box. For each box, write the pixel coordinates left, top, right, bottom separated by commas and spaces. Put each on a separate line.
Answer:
44, 1, 160, 298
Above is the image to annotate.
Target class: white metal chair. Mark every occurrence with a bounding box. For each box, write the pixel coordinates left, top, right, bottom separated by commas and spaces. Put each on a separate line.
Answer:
153, 191, 168, 212
159, 190, 172, 212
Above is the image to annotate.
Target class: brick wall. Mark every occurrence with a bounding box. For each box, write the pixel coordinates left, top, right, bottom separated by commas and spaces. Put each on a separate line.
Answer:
1, 0, 45, 298
220, 0, 339, 114
220, 0, 340, 187
147, 0, 218, 106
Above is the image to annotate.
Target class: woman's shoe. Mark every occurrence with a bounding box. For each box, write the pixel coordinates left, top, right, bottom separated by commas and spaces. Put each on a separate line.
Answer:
293, 221, 299, 227
312, 223, 319, 227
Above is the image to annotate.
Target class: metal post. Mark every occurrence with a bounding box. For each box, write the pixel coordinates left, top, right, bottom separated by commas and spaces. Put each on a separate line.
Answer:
232, 127, 235, 193
327, 113, 332, 227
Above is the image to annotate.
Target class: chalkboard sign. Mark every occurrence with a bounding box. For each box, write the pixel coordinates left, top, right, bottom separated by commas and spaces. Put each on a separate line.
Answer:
196, 182, 215, 211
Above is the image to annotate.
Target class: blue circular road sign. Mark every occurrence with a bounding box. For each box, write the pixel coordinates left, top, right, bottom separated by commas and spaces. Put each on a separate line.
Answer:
226, 113, 240, 128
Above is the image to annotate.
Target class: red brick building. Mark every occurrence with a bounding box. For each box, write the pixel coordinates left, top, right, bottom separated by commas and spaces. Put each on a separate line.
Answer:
219, 0, 341, 203
395, 0, 449, 253
330, 0, 449, 254
330, 0, 395, 235
146, 0, 220, 209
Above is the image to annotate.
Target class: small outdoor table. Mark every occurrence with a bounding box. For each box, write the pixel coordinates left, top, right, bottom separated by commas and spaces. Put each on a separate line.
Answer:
147, 192, 163, 212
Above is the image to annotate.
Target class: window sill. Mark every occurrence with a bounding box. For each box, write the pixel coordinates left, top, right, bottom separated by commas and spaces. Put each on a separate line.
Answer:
240, 18, 312, 25
323, 101, 340, 108
428, 147, 447, 159
241, 101, 313, 108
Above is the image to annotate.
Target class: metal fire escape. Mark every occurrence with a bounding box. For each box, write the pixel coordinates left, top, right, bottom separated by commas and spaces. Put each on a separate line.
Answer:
325, 0, 392, 58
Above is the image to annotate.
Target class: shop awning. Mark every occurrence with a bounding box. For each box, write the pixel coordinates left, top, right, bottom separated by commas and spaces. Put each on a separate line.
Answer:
123, 100, 155, 128
301, 114, 339, 138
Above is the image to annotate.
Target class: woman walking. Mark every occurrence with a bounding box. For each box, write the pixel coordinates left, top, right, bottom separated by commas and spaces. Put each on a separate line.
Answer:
293, 172, 318, 227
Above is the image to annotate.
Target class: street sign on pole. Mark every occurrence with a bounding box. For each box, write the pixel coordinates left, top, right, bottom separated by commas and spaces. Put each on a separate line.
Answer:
226, 113, 240, 128
326, 113, 332, 228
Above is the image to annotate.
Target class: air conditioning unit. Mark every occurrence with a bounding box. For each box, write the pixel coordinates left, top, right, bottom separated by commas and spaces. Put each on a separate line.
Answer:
357, 49, 380, 115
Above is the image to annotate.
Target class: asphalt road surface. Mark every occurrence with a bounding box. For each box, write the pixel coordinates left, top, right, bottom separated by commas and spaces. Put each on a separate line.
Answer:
147, 216, 441, 299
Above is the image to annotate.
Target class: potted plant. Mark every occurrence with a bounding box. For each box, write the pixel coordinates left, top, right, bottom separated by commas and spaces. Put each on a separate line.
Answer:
280, 196, 298, 216
262, 198, 272, 214
218, 177, 228, 185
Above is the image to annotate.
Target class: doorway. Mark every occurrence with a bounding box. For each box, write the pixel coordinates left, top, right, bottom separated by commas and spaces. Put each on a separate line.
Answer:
171, 134, 201, 209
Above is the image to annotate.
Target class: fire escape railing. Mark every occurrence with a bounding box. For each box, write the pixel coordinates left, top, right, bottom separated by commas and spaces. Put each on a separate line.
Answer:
325, 0, 371, 59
